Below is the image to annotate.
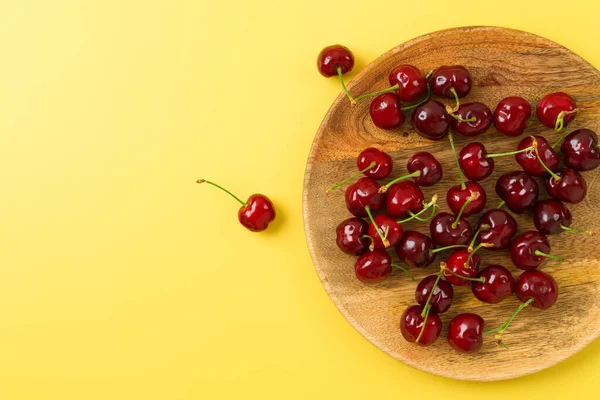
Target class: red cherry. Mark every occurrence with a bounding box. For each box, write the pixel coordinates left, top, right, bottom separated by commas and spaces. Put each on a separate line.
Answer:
385, 181, 424, 219
545, 168, 587, 204
407, 152, 443, 186
430, 212, 473, 247
443, 249, 480, 286
515, 136, 559, 177
510, 231, 563, 271
317, 45, 354, 77
396, 231, 436, 268
495, 171, 539, 214
431, 65, 472, 99
536, 92, 577, 130
197, 180, 276, 232
458, 142, 494, 181
516, 270, 559, 309
400, 305, 442, 346
356, 148, 393, 180
451, 102, 492, 137
335, 218, 370, 256
472, 265, 515, 304
493, 96, 532, 136
532, 199, 593, 236
446, 181, 487, 218
561, 129, 600, 171
476, 209, 517, 250
344, 178, 385, 217
448, 313, 484, 353
370, 93, 405, 129
388, 65, 427, 102
415, 275, 454, 313
367, 214, 403, 250
354, 250, 392, 284
412, 100, 451, 140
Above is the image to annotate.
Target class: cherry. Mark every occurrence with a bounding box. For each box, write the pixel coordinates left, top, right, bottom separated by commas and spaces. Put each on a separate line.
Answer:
366, 212, 403, 250
430, 212, 473, 247
472, 265, 515, 304
476, 209, 517, 250
448, 313, 484, 353
415, 274, 454, 313
537, 92, 577, 131
354, 250, 392, 284
385, 181, 424, 219
197, 180, 275, 232
317, 44, 356, 103
370, 93, 405, 129
400, 305, 442, 346
388, 65, 427, 102
356, 148, 393, 180
412, 100, 451, 140
516, 136, 559, 177
344, 178, 384, 217
335, 217, 370, 256
533, 199, 592, 235
510, 231, 564, 271
451, 102, 493, 137
545, 168, 587, 204
396, 231, 436, 268
493, 96, 532, 136
516, 270, 559, 309
431, 65, 472, 99
442, 246, 484, 286
561, 129, 600, 171
458, 142, 531, 181
495, 171, 539, 214
407, 152, 443, 186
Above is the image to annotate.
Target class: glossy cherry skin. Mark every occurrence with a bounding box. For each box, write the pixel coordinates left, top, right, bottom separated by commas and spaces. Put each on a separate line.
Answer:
354, 250, 392, 284
495, 171, 539, 214
458, 142, 494, 181
336, 218, 369, 256
446, 181, 487, 218
370, 93, 405, 130
357, 147, 393, 180
516, 270, 559, 309
396, 231, 436, 268
451, 102, 493, 137
561, 129, 600, 171
430, 212, 473, 247
412, 100, 451, 140
493, 96, 532, 136
444, 249, 480, 286
431, 65, 472, 98
388, 65, 427, 102
536, 92, 576, 128
345, 177, 385, 217
472, 265, 515, 304
386, 181, 424, 219
516, 136, 559, 177
407, 152, 443, 186
510, 231, 552, 271
317, 45, 354, 77
238, 194, 276, 232
415, 275, 454, 313
400, 305, 443, 346
533, 199, 572, 235
368, 214, 403, 250
448, 313, 484, 353
476, 209, 517, 250
545, 168, 587, 204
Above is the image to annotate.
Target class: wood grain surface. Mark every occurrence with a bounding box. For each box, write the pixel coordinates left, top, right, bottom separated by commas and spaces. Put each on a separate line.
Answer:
303, 26, 600, 381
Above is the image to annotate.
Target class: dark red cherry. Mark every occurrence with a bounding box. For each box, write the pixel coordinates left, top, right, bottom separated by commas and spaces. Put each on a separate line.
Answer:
431, 65, 472, 98
388, 65, 427, 102
370, 93, 405, 130
476, 209, 517, 250
493, 96, 532, 136
368, 214, 403, 250
516, 136, 559, 177
385, 181, 424, 219
396, 231, 436, 268
357, 147, 393, 180
317, 45, 354, 77
458, 142, 494, 181
412, 100, 451, 140
345, 178, 385, 217
516, 270, 559, 309
448, 313, 484, 353
446, 181, 487, 218
430, 212, 473, 247
415, 275, 454, 313
336, 218, 369, 256
407, 152, 443, 186
545, 168, 587, 204
354, 250, 392, 284
533, 199, 572, 235
536, 92, 576, 129
472, 265, 515, 304
451, 102, 493, 136
400, 305, 442, 346
510, 231, 562, 271
443, 249, 480, 286
561, 129, 600, 171
495, 171, 539, 214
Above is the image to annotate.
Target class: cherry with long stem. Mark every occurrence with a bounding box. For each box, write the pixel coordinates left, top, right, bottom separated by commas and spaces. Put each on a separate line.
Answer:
482, 298, 534, 348
326, 161, 376, 194
415, 270, 443, 344
365, 206, 390, 249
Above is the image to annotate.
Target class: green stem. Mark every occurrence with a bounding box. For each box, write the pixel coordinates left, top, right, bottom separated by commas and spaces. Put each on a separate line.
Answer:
560, 224, 594, 236
441, 262, 485, 283
533, 141, 561, 181
379, 170, 420, 193
464, 243, 487, 268
326, 161, 376, 194
429, 244, 468, 254
400, 82, 431, 111
552, 129, 571, 149
534, 250, 564, 261
450, 87, 460, 112
397, 195, 438, 224
197, 179, 248, 207
361, 235, 374, 249
391, 264, 415, 280
449, 113, 476, 123
448, 133, 466, 190
415, 271, 443, 344
483, 298, 534, 336
353, 84, 399, 102
451, 196, 473, 229
497, 201, 506, 209
486, 147, 533, 158
468, 224, 491, 249
338, 67, 355, 104
365, 206, 389, 248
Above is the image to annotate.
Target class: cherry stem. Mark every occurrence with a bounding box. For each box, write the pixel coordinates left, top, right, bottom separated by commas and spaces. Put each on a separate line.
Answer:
464, 242, 491, 268
197, 179, 248, 207
554, 109, 578, 133
486, 147, 533, 158
534, 250, 565, 261
361, 235, 374, 249
365, 206, 390, 248
450, 87, 460, 112
532, 138, 561, 181
400, 81, 432, 111
440, 261, 485, 283
353, 84, 399, 102
326, 161, 376, 194
429, 244, 468, 254
337, 67, 356, 104
483, 298, 534, 336
468, 224, 491, 249
560, 224, 594, 236
391, 264, 415, 280
552, 129, 571, 149
448, 133, 466, 190
397, 195, 438, 224
415, 270, 444, 344
449, 113, 476, 123
451, 194, 475, 229
379, 170, 421, 193
497, 201, 506, 209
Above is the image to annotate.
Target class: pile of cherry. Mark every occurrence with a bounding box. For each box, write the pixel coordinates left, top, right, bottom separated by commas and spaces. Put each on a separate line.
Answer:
320, 44, 599, 352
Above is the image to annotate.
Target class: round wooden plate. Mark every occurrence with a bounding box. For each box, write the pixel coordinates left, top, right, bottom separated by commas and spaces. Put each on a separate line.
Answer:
303, 26, 600, 381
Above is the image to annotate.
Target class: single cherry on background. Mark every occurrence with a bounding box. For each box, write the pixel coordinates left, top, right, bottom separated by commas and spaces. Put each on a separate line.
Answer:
430, 212, 473, 247
476, 209, 517, 250
447, 313, 484, 353
344, 177, 385, 217
537, 92, 577, 131
493, 96, 532, 136
317, 45, 356, 103
335, 218, 370, 256
396, 231, 436, 268
457, 142, 532, 181
388, 65, 428, 102
431, 65, 472, 99
516, 270, 559, 309
516, 136, 560, 177
560, 129, 600, 171
451, 102, 493, 137
197, 179, 276, 232
370, 93, 405, 129
326, 148, 393, 194
545, 168, 587, 204
472, 265, 515, 304
495, 171, 539, 214
400, 305, 442, 346
510, 231, 564, 271
415, 274, 454, 314
365, 209, 403, 250
533, 199, 593, 236
385, 181, 424, 219
407, 152, 443, 186
412, 100, 451, 140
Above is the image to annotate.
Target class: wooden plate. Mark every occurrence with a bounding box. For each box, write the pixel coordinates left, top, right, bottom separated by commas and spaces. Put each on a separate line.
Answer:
303, 26, 600, 381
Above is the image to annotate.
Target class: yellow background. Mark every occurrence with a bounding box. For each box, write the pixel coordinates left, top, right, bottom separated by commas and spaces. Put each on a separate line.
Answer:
1, 0, 600, 398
